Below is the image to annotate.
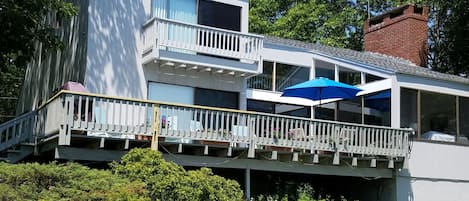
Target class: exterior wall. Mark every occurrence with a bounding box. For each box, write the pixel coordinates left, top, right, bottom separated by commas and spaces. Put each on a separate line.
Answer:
364, 5, 428, 67
397, 141, 469, 201
143, 64, 247, 109
84, 0, 150, 99
17, 0, 89, 114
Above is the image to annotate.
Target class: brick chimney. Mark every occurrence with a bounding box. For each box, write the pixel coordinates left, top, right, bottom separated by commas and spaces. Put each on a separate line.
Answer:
364, 4, 429, 66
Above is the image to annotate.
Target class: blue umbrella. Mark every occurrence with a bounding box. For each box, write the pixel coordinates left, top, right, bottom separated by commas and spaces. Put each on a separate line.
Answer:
281, 77, 362, 106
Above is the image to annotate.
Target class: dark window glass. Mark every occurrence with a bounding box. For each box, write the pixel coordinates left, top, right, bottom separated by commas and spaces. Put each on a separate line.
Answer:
198, 0, 241, 31
364, 90, 391, 126
275, 63, 309, 92
314, 102, 336, 121
246, 99, 275, 114
421, 91, 456, 137
247, 99, 310, 118
194, 88, 239, 109
338, 97, 362, 124
459, 97, 469, 144
247, 61, 273, 90
365, 74, 384, 83
339, 66, 361, 85
400, 88, 418, 133
315, 60, 335, 80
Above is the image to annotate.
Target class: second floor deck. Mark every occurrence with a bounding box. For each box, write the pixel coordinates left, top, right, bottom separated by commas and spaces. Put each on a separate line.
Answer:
141, 17, 263, 75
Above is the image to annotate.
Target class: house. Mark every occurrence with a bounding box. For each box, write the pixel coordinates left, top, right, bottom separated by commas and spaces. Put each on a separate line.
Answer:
1, 1, 468, 200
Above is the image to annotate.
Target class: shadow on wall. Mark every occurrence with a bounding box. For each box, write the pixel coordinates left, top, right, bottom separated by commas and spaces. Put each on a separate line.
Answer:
85, 0, 147, 99
17, 0, 89, 114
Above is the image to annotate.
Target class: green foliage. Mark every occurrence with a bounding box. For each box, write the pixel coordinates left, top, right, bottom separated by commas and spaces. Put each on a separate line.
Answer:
112, 148, 244, 201
0, 0, 77, 122
427, 0, 469, 76
0, 162, 148, 201
254, 183, 352, 201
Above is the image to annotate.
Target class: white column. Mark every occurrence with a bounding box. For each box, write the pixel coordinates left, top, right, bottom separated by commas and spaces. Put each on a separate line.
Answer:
390, 76, 400, 128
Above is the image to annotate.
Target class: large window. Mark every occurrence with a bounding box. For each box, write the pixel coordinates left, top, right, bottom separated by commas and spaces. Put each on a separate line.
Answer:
247, 61, 309, 92
400, 88, 418, 132
337, 97, 362, 124
148, 82, 194, 105
364, 90, 390, 126
421, 91, 457, 136
195, 88, 239, 109
275, 63, 309, 92
339, 66, 361, 85
247, 100, 310, 118
247, 61, 273, 90
315, 60, 335, 80
314, 102, 336, 121
460, 97, 469, 142
198, 0, 241, 31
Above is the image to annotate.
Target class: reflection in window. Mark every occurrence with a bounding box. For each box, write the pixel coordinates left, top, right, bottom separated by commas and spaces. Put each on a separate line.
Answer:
364, 90, 391, 126
315, 60, 335, 80
339, 66, 361, 85
314, 102, 335, 121
247, 61, 273, 90
247, 99, 310, 118
338, 97, 362, 124
400, 88, 418, 132
275, 63, 309, 92
365, 73, 384, 83
421, 91, 456, 136
459, 97, 469, 143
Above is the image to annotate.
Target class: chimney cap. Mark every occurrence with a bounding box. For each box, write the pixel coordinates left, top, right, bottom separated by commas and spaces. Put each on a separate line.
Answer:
369, 4, 426, 22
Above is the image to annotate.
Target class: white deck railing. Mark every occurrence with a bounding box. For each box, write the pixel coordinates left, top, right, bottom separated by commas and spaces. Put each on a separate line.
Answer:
49, 91, 411, 159
142, 17, 263, 62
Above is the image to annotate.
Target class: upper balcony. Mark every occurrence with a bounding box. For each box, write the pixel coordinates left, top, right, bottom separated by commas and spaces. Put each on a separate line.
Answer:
141, 17, 263, 75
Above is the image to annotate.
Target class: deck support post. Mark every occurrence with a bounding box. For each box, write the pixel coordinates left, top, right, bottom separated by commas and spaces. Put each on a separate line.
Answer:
151, 105, 160, 151
59, 95, 72, 146
245, 168, 251, 201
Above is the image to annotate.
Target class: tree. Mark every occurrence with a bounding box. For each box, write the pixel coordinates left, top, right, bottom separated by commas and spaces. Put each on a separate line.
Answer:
427, 0, 469, 76
0, 162, 148, 200
249, 0, 424, 51
111, 148, 244, 201
0, 0, 77, 123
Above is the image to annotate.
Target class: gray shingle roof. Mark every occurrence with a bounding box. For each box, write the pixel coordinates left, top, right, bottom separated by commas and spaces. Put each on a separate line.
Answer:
264, 35, 469, 85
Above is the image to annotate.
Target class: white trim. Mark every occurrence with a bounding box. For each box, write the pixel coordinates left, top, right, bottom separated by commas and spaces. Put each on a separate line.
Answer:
397, 74, 469, 98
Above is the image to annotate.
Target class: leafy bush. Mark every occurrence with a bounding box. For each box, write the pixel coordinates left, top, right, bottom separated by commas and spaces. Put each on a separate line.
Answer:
111, 148, 244, 201
253, 183, 351, 201
0, 162, 148, 201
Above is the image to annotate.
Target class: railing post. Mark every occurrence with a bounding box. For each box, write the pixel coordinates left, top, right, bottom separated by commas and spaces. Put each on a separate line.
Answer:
58, 94, 72, 146
151, 104, 160, 151
247, 115, 256, 158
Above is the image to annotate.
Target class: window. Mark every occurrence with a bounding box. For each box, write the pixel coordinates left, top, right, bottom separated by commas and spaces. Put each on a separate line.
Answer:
194, 88, 239, 109
339, 66, 361, 85
459, 97, 469, 143
314, 102, 336, 121
247, 100, 310, 118
315, 60, 335, 80
365, 73, 384, 83
198, 0, 241, 31
148, 82, 194, 104
247, 61, 273, 90
400, 88, 418, 132
275, 63, 309, 92
337, 97, 362, 124
420, 91, 456, 136
364, 90, 391, 126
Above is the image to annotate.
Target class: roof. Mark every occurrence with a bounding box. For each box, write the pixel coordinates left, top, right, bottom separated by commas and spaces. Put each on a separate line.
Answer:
264, 35, 469, 85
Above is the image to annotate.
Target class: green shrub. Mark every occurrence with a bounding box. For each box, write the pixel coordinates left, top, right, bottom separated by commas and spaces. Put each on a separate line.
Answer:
111, 148, 244, 201
0, 162, 148, 201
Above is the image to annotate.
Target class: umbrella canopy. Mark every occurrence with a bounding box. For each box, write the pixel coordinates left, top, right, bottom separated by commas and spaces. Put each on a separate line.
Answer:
281, 77, 362, 104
